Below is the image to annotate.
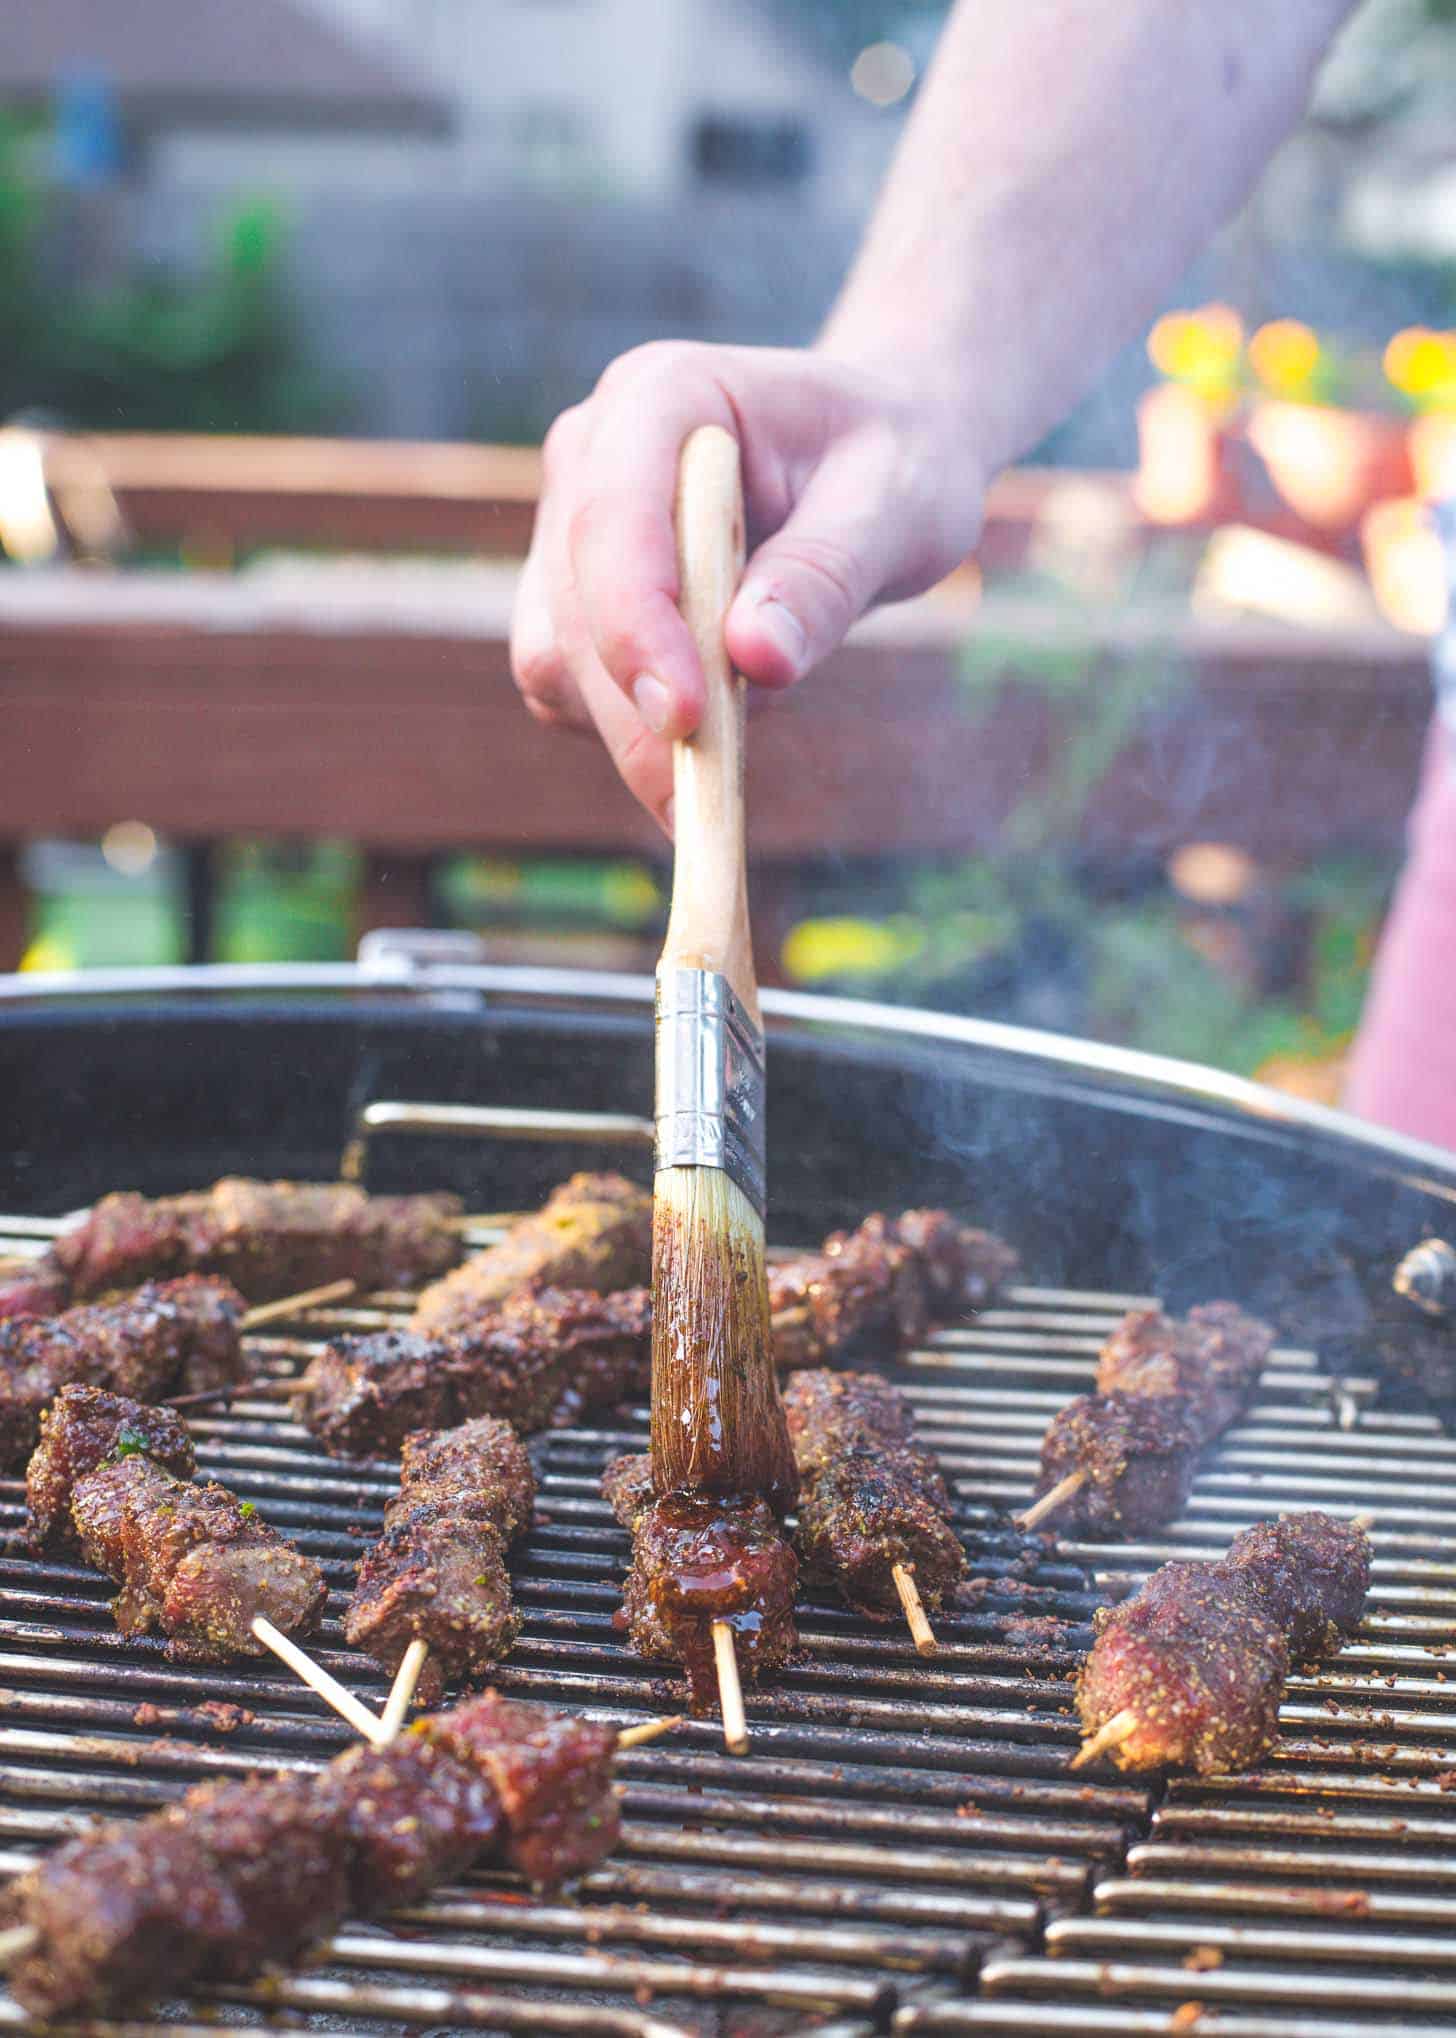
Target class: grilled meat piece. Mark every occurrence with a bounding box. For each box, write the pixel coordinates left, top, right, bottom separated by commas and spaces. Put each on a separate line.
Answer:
605, 1455, 798, 1708
327, 1733, 502, 1912
21, 1178, 462, 1310
345, 1415, 536, 1702
797, 1446, 966, 1614
71, 1454, 326, 1662
0, 1260, 70, 1321
783, 1366, 916, 1468
27, 1384, 195, 1552
1096, 1302, 1274, 1441
1223, 1510, 1371, 1660
784, 1367, 966, 1614
1077, 1559, 1289, 1776
0, 1275, 245, 1470
1035, 1391, 1201, 1537
421, 1689, 620, 1888
1, 1691, 619, 2019
297, 1285, 651, 1458
770, 1209, 1018, 1369
1074, 1512, 1371, 1777
414, 1172, 651, 1334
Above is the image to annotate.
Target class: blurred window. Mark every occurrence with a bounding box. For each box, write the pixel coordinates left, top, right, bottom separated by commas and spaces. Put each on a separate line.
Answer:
691, 113, 812, 187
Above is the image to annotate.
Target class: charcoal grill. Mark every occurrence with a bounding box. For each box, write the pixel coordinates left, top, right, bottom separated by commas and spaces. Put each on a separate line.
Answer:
3, 960, 1456, 2037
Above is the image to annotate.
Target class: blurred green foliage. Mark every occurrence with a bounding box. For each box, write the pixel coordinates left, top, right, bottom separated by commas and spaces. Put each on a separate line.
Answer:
0, 121, 341, 433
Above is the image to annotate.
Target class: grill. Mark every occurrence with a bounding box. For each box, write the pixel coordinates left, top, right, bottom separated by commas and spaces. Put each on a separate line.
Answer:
3, 962, 1456, 2036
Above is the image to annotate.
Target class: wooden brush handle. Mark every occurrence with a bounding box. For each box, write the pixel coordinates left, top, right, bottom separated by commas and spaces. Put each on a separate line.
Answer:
662, 425, 758, 1024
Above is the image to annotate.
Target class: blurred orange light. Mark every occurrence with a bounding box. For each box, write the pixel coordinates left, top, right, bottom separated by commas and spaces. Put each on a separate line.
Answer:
1384, 327, 1456, 405
1247, 319, 1320, 398
1146, 304, 1244, 403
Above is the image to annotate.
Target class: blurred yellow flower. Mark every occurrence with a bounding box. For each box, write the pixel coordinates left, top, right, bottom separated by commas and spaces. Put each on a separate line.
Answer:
1385, 328, 1456, 408
782, 915, 923, 983
1146, 304, 1244, 402
1247, 319, 1321, 399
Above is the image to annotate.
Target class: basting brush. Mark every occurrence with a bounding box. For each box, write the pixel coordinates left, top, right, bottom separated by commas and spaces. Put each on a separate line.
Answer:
651, 426, 796, 1523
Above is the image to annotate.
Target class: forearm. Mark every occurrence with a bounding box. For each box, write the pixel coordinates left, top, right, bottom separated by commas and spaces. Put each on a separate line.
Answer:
820, 0, 1358, 472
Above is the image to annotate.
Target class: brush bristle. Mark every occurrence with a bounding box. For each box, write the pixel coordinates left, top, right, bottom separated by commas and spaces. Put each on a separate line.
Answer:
650, 1166, 794, 1508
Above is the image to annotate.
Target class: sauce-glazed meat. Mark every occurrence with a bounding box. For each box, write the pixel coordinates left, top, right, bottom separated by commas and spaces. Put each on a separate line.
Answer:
604, 1456, 798, 1708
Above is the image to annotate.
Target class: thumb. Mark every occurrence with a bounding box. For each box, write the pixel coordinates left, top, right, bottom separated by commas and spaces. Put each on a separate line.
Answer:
725, 445, 903, 689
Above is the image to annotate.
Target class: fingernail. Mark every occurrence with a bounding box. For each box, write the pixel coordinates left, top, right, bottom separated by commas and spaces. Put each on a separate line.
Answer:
747, 593, 806, 673
632, 673, 672, 735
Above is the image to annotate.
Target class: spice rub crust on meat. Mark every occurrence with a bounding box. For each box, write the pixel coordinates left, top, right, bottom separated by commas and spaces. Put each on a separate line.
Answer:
784, 1368, 966, 1615
1034, 1391, 1202, 1537
296, 1285, 652, 1458
413, 1173, 652, 1334
0, 1274, 246, 1471
70, 1453, 327, 1662
345, 1415, 536, 1703
26, 1383, 195, 1552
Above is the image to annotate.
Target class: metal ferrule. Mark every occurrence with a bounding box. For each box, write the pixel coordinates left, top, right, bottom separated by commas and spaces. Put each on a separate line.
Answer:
654, 966, 766, 1216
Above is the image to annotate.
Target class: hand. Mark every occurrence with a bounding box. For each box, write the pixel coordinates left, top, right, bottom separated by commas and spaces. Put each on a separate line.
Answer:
510, 341, 985, 828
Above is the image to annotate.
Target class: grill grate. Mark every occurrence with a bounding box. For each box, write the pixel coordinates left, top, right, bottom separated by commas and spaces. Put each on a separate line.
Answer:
0, 1220, 1453, 2035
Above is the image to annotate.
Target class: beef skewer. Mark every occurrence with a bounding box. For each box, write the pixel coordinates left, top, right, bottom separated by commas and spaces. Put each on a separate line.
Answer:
413, 1171, 652, 1332
0, 1178, 464, 1318
783, 1369, 967, 1654
0, 1274, 247, 1470
344, 1415, 535, 1704
295, 1284, 653, 1457
0, 1689, 632, 2019
1072, 1509, 1371, 1774
603, 1452, 798, 1750
292, 1204, 1016, 1462
1019, 1301, 1274, 1535
26, 1383, 327, 1663
770, 1210, 1019, 1370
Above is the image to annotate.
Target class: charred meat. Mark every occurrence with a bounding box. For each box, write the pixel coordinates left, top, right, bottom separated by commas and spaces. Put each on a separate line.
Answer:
1075, 1510, 1372, 1775
296, 1285, 652, 1458
0, 1179, 462, 1316
345, 1415, 536, 1703
0, 1275, 245, 1470
0, 1690, 620, 2019
27, 1384, 195, 1552
784, 1368, 966, 1615
70, 1452, 326, 1662
604, 1455, 798, 1708
414, 1172, 651, 1334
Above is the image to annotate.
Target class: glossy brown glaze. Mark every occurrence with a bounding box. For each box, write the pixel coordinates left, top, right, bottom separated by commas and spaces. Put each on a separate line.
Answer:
649, 1172, 795, 1510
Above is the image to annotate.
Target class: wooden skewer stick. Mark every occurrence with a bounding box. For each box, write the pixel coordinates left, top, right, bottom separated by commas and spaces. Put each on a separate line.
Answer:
239, 1279, 358, 1330
1069, 1707, 1140, 1770
378, 1638, 430, 1744
616, 1714, 687, 1750
1016, 1469, 1086, 1532
711, 1619, 749, 1755
250, 1616, 389, 1747
1350, 1512, 1375, 1533
0, 1923, 38, 1968
891, 1561, 937, 1656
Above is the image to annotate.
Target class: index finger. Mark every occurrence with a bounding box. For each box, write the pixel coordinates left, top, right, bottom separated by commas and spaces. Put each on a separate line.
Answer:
566, 356, 737, 740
